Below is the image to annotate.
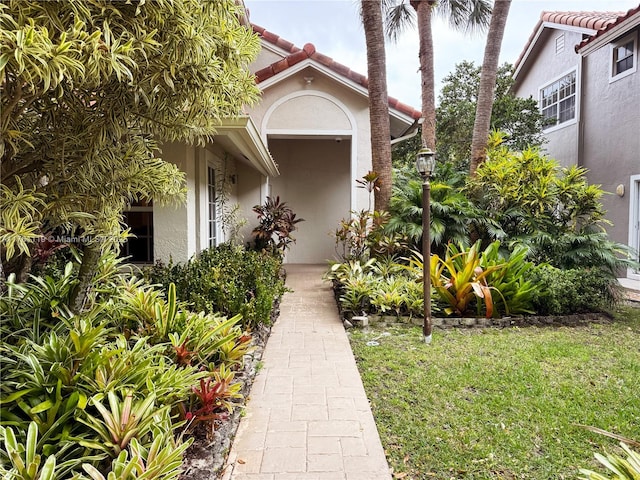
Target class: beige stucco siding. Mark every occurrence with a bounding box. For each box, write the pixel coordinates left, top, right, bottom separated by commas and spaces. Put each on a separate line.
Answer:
513, 29, 586, 166
155, 143, 265, 263
269, 138, 351, 263
580, 34, 640, 246
266, 94, 352, 131
251, 45, 284, 73
251, 66, 373, 213
155, 142, 196, 263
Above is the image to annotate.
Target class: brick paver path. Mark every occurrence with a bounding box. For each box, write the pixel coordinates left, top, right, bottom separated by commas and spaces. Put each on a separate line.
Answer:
223, 264, 392, 480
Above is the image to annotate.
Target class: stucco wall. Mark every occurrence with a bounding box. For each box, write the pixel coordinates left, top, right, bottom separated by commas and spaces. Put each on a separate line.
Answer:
513, 29, 585, 166
250, 66, 373, 213
269, 138, 351, 263
155, 142, 196, 263
236, 161, 266, 246
155, 143, 249, 263
250, 45, 283, 73
580, 29, 640, 246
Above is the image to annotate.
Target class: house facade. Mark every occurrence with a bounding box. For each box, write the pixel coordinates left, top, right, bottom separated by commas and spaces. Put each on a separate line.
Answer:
127, 22, 420, 266
512, 6, 640, 279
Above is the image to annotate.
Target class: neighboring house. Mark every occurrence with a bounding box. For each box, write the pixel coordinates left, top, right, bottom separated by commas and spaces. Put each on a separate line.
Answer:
125, 22, 420, 265
512, 6, 640, 280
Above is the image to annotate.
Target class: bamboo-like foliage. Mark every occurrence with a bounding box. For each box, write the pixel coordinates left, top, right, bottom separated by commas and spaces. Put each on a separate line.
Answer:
0, 0, 260, 281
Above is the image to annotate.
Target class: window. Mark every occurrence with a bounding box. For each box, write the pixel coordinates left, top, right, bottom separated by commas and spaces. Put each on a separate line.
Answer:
123, 200, 153, 263
207, 165, 217, 247
611, 33, 637, 80
540, 70, 576, 129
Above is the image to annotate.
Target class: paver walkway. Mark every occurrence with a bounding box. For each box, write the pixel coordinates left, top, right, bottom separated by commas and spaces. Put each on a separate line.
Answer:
223, 264, 392, 480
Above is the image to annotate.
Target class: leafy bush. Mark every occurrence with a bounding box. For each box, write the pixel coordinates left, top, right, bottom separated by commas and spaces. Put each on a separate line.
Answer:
387, 166, 493, 256
404, 241, 536, 318
144, 243, 286, 329
325, 257, 433, 319
527, 265, 621, 315
1, 250, 259, 479
580, 442, 640, 480
468, 142, 635, 274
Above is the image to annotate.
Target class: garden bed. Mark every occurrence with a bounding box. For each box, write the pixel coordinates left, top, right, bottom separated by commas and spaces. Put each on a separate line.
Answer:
358, 312, 611, 329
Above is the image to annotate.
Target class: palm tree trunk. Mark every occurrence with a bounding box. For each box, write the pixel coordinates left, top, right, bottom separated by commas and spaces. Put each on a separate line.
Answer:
415, 0, 436, 151
362, 0, 393, 211
470, 0, 512, 176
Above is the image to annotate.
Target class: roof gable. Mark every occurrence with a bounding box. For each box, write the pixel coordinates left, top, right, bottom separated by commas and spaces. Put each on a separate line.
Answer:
513, 10, 626, 80
251, 24, 421, 122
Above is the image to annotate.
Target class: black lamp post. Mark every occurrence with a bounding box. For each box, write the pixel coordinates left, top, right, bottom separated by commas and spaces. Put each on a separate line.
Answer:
415, 146, 436, 344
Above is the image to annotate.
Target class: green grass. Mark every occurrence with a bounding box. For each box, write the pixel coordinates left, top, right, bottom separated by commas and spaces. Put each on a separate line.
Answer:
349, 305, 640, 480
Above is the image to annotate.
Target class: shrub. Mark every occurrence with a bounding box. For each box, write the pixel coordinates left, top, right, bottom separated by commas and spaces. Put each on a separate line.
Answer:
468, 143, 635, 274
0, 250, 257, 479
527, 265, 621, 315
325, 257, 433, 320
144, 243, 286, 329
251, 196, 304, 258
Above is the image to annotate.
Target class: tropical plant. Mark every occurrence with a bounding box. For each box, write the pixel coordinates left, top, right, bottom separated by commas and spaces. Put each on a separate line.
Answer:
184, 364, 243, 432
1, 0, 260, 309
79, 391, 163, 457
252, 196, 304, 257
144, 243, 286, 329
406, 241, 534, 318
580, 444, 640, 480
387, 167, 486, 255
81, 432, 191, 480
333, 210, 386, 261
0, 423, 57, 480
468, 141, 635, 274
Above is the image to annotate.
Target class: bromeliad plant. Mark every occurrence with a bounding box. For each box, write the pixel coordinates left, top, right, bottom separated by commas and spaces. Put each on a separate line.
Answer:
407, 241, 536, 318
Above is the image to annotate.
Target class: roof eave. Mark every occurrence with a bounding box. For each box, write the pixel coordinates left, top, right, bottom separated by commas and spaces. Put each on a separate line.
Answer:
513, 22, 596, 82
257, 58, 418, 128
214, 116, 280, 177
577, 13, 640, 55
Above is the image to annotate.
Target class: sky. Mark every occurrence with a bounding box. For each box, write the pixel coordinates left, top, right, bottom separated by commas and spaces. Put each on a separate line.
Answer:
245, 0, 640, 109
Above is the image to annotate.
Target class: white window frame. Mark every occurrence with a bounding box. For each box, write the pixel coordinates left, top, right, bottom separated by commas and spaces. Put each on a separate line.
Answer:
207, 164, 219, 248
610, 32, 637, 83
539, 68, 578, 133
629, 174, 640, 280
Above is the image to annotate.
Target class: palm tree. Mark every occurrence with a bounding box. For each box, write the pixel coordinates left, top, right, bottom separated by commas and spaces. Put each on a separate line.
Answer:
470, 0, 512, 176
385, 0, 492, 151
361, 0, 393, 211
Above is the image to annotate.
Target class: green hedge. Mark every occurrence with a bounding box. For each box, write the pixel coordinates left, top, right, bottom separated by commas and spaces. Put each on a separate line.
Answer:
144, 243, 286, 329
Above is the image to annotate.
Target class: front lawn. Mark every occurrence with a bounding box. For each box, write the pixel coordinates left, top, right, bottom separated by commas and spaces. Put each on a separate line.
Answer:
349, 306, 640, 479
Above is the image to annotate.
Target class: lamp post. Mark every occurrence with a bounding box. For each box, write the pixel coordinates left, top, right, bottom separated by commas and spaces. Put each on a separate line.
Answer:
415, 146, 436, 344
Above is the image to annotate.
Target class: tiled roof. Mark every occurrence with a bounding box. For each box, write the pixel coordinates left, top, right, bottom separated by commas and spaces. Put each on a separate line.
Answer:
251, 24, 422, 121
576, 5, 640, 52
542, 10, 624, 30
513, 10, 625, 73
